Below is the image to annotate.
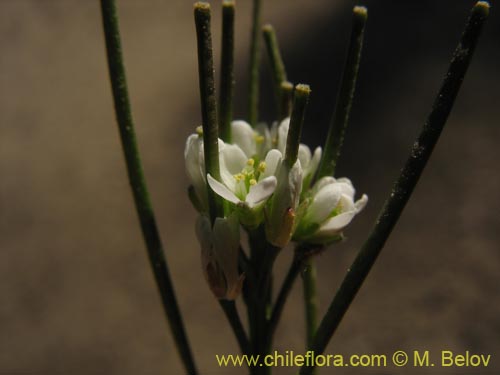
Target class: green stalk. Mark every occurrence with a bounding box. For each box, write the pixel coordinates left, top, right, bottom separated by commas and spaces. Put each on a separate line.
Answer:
100, 1, 197, 373
248, 0, 262, 126
219, 0, 235, 142
219, 300, 251, 355
302, 258, 318, 349
267, 253, 303, 345
194, 2, 223, 220
263, 24, 287, 119
284, 84, 311, 168
300, 3, 489, 374
316, 6, 367, 179
280, 81, 294, 120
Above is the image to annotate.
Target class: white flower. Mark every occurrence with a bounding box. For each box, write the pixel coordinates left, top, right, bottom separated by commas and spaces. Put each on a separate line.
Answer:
271, 117, 322, 190
293, 176, 368, 244
231, 120, 271, 160
207, 145, 280, 210
185, 132, 207, 211
196, 214, 244, 300
184, 131, 227, 212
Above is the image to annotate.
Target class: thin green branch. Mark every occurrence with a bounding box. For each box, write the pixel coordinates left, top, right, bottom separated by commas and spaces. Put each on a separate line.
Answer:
262, 24, 287, 119
300, 3, 489, 374
248, 0, 262, 126
219, 300, 251, 355
99, 1, 197, 373
219, 0, 235, 142
284, 84, 311, 168
316, 6, 367, 179
194, 2, 223, 220
267, 254, 303, 344
280, 81, 294, 121
302, 258, 318, 349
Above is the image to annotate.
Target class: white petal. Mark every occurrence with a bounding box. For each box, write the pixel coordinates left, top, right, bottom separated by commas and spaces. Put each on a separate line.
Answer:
255, 123, 272, 158
298, 144, 311, 169
246, 176, 277, 207
207, 174, 240, 204
308, 147, 322, 176
336, 177, 352, 185
288, 159, 303, 208
312, 176, 336, 196
338, 193, 356, 213
261, 149, 282, 179
318, 211, 356, 234
337, 182, 355, 199
355, 194, 368, 212
277, 118, 289, 155
306, 183, 342, 224
231, 120, 256, 157
184, 134, 207, 206
220, 144, 248, 174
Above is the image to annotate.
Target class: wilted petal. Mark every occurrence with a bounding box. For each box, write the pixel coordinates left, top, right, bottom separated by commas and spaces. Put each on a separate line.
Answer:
213, 215, 242, 300
231, 120, 256, 158
246, 176, 277, 207
207, 174, 240, 204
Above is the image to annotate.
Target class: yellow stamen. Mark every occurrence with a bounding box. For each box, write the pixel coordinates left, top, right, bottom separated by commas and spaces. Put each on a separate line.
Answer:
249, 179, 257, 186
196, 126, 203, 136
258, 161, 266, 173
254, 134, 265, 144
247, 158, 255, 167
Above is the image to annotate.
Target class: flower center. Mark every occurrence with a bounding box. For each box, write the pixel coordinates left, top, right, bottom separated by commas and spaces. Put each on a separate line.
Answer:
233, 158, 267, 193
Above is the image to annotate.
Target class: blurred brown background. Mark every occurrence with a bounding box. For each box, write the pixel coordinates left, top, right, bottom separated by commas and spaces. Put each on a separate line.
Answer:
1, 0, 499, 374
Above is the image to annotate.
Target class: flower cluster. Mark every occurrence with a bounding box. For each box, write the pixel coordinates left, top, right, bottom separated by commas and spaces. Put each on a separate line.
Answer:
185, 118, 367, 298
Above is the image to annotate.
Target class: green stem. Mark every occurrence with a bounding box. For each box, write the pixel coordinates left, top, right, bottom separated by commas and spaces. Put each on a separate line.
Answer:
267, 253, 303, 346
100, 1, 197, 374
263, 24, 287, 119
248, 226, 279, 374
194, 2, 223, 220
219, 300, 251, 355
284, 84, 311, 168
302, 258, 318, 349
248, 0, 262, 126
300, 3, 489, 374
219, 0, 235, 142
316, 6, 367, 179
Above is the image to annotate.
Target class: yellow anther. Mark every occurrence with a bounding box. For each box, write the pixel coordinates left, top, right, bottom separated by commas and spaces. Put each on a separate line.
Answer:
249, 179, 257, 186
233, 173, 244, 182
258, 161, 266, 172
254, 134, 265, 144
195, 126, 203, 136
247, 158, 255, 167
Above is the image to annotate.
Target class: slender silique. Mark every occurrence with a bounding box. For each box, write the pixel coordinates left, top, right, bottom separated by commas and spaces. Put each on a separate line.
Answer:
300, 3, 489, 374
100, 1, 198, 373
